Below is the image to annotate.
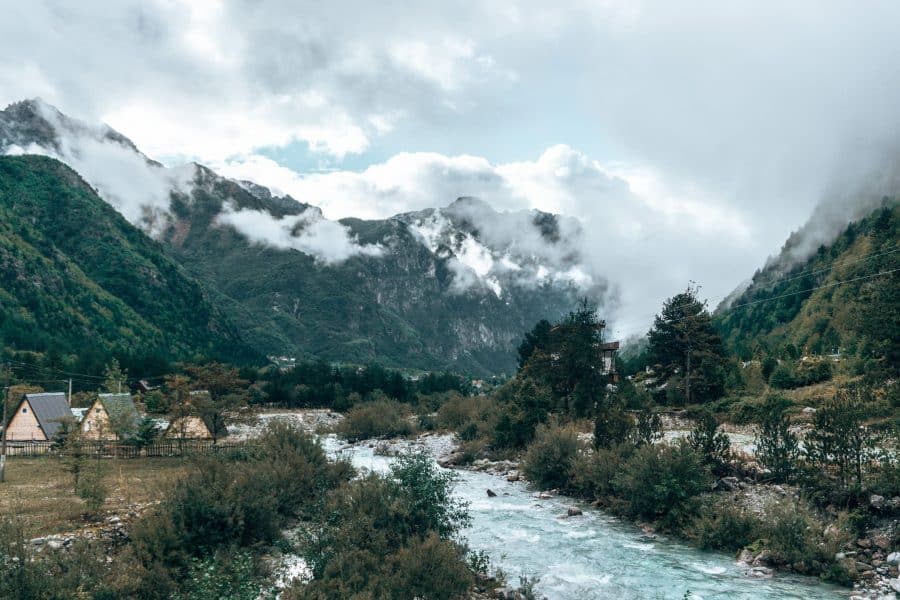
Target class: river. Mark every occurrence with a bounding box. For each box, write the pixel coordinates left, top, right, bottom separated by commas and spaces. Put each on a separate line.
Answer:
324, 435, 847, 600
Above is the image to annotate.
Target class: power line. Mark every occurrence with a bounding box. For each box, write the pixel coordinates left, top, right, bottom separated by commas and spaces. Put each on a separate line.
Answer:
724, 267, 900, 312
747, 246, 900, 290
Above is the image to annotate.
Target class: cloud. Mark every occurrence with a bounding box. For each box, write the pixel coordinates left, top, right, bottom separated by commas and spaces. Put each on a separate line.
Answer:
217, 205, 383, 264
218, 145, 755, 334
3, 100, 192, 237
5, 1, 900, 334
0, 1, 508, 163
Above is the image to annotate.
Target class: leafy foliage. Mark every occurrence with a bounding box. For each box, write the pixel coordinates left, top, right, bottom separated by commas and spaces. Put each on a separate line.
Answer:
0, 155, 255, 367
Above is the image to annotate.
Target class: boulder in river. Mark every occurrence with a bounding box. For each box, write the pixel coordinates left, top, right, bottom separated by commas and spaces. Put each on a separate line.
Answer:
487, 489, 497, 498
567, 507, 583, 517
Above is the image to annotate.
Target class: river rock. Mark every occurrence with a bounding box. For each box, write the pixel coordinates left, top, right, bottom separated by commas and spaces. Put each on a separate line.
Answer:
506, 471, 520, 482
487, 489, 497, 498
874, 536, 891, 550
890, 579, 900, 593
716, 476, 740, 491
802, 406, 817, 415
748, 566, 773, 578
860, 539, 873, 549
871, 495, 887, 510
567, 507, 583, 517
888, 552, 900, 565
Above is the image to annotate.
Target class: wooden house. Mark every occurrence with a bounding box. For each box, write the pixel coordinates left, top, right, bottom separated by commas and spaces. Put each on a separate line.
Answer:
164, 415, 214, 440
600, 341, 620, 378
4, 392, 71, 441
81, 393, 140, 441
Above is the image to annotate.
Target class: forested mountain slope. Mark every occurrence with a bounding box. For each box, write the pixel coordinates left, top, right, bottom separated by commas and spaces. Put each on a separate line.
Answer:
1, 99, 604, 375
0, 155, 254, 368
715, 200, 899, 373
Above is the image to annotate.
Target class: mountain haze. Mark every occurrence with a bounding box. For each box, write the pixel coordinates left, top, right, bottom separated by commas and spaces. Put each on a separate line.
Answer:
0, 100, 607, 374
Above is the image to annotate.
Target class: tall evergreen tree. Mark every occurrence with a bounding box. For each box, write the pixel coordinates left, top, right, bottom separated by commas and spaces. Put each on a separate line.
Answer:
522, 300, 608, 417
647, 285, 728, 404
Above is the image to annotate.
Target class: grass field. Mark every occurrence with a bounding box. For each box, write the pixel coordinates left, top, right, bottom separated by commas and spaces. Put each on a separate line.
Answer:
0, 456, 191, 536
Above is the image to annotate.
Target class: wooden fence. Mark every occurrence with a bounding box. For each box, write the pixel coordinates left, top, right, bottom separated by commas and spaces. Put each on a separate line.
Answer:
3, 439, 253, 459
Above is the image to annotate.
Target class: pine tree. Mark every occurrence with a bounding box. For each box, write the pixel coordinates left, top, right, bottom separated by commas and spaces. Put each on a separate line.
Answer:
647, 285, 728, 404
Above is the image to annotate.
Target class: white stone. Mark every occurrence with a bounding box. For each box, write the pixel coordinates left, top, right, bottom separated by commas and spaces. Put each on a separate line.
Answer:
888, 552, 900, 565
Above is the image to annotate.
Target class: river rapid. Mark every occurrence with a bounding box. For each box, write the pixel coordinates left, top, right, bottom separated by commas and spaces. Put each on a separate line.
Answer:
323, 435, 847, 600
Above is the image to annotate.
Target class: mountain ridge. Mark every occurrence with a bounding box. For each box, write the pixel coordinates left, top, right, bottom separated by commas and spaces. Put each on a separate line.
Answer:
0, 99, 606, 374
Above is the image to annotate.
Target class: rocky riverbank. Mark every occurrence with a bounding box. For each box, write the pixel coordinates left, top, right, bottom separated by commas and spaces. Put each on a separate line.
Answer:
425, 432, 898, 600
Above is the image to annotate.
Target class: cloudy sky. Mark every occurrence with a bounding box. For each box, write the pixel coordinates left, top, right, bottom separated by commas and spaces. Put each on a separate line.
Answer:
4, 1, 900, 336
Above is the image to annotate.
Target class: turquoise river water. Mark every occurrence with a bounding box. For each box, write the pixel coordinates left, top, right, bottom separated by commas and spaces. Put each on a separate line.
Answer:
325, 437, 847, 600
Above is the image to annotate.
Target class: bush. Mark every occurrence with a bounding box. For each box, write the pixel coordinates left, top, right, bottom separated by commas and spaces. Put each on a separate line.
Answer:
687, 410, 731, 475
687, 500, 763, 551
761, 499, 849, 572
456, 438, 487, 465
491, 378, 552, 449
613, 441, 710, 527
334, 398, 415, 442
77, 465, 108, 515
521, 423, 582, 489
435, 394, 492, 430
298, 452, 473, 599
566, 444, 630, 500
384, 533, 473, 600
769, 363, 797, 389
756, 395, 800, 482
178, 550, 260, 600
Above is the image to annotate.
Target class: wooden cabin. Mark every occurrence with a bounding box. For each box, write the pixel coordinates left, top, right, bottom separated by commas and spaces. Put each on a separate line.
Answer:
81, 393, 140, 441
4, 392, 71, 441
164, 415, 214, 440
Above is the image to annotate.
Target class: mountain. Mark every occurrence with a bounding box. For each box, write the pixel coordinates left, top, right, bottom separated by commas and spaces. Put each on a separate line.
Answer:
715, 199, 899, 373
0, 100, 607, 375
0, 154, 255, 369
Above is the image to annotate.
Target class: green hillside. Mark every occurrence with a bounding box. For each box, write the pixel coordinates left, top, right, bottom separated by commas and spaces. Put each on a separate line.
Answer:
0, 155, 255, 368
716, 200, 899, 374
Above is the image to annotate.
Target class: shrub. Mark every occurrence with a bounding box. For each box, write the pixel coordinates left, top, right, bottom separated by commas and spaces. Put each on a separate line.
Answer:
613, 441, 710, 526
687, 410, 731, 476
566, 444, 630, 500
298, 452, 473, 599
435, 394, 492, 430
768, 363, 797, 389
630, 402, 662, 447
334, 398, 414, 442
593, 398, 633, 449
795, 359, 833, 386
456, 438, 487, 465
522, 423, 582, 489
178, 550, 260, 600
761, 499, 847, 571
756, 395, 800, 482
687, 500, 762, 551
77, 464, 108, 515
491, 378, 552, 449
385, 533, 473, 600
727, 396, 766, 424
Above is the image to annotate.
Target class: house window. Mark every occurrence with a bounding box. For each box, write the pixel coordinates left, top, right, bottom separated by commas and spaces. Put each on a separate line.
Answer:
22, 408, 27, 413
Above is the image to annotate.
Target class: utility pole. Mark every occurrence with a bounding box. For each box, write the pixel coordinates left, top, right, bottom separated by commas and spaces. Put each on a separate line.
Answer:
1, 371, 9, 484
67, 378, 73, 407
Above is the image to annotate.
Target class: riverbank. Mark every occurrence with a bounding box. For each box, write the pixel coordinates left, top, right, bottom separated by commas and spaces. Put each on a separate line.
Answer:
332, 432, 848, 599
425, 430, 899, 600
